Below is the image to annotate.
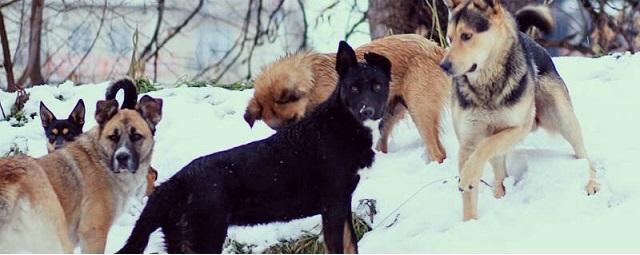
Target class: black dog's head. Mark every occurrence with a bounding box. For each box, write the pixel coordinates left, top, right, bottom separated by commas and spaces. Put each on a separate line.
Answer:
40, 100, 85, 152
335, 41, 391, 122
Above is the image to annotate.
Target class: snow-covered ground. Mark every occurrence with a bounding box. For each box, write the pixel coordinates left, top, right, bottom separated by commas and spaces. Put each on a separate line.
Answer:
1, 53, 640, 253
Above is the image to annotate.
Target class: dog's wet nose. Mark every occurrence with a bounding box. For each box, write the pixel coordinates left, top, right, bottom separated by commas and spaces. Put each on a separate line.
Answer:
440, 60, 452, 74
360, 106, 375, 119
116, 153, 130, 164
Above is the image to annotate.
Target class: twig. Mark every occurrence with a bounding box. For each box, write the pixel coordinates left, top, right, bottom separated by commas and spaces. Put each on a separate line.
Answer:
296, 0, 308, 50
63, 0, 108, 81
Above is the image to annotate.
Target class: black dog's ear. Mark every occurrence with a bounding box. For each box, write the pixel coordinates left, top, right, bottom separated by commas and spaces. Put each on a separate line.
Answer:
68, 99, 85, 128
364, 52, 392, 78
95, 99, 119, 126
39, 101, 56, 129
137, 95, 163, 130
336, 41, 358, 77
244, 98, 261, 128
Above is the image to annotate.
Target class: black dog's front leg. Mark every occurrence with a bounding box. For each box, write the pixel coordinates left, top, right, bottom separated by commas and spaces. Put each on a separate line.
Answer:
322, 203, 358, 254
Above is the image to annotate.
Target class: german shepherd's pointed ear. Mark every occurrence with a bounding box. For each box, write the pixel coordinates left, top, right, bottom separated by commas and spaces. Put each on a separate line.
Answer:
364, 52, 391, 78
39, 101, 56, 129
336, 41, 358, 77
95, 99, 119, 126
67, 99, 85, 128
244, 98, 261, 128
137, 95, 163, 131
443, 0, 466, 9
472, 0, 500, 13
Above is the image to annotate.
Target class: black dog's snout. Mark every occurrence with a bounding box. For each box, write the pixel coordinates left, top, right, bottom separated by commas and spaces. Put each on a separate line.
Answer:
440, 60, 452, 74
360, 106, 375, 119
116, 153, 130, 164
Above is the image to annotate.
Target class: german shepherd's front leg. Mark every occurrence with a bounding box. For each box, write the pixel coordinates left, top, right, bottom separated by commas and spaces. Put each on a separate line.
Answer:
458, 124, 530, 220
78, 203, 113, 253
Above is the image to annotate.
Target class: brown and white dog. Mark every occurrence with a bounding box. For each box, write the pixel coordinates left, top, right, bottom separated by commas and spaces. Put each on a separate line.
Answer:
441, 0, 599, 221
244, 34, 451, 163
0, 93, 163, 253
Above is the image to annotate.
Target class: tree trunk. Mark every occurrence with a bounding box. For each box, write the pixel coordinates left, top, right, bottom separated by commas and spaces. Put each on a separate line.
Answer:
16, 0, 45, 87
367, 0, 448, 44
0, 9, 16, 92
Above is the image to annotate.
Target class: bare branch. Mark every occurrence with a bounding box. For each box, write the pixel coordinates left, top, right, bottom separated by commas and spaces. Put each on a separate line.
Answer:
63, 0, 107, 81
0, 9, 15, 91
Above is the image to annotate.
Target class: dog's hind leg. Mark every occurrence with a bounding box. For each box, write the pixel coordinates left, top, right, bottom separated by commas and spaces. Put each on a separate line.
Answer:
376, 101, 406, 153
342, 210, 358, 254
401, 63, 448, 164
322, 204, 353, 253
536, 80, 600, 195
489, 155, 507, 199
193, 213, 228, 253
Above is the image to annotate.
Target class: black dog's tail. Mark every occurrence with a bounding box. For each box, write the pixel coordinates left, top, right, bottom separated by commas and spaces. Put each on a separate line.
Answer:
117, 182, 176, 253
515, 5, 554, 35
106, 79, 138, 110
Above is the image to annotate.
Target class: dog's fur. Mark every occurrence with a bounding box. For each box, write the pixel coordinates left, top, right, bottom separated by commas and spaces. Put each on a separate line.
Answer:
40, 99, 86, 152
118, 41, 391, 254
105, 79, 159, 196
441, 0, 599, 221
0, 91, 163, 253
245, 34, 451, 163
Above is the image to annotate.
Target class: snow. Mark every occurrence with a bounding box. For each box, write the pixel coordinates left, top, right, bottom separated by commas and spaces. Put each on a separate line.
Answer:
1, 53, 640, 253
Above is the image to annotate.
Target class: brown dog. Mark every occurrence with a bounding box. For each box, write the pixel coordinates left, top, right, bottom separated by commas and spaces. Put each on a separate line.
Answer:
244, 34, 451, 163
0, 95, 163, 253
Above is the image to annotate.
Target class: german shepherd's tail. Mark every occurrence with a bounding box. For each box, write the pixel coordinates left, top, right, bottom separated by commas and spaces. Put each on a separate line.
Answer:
0, 162, 26, 225
117, 182, 177, 253
106, 78, 138, 110
515, 5, 554, 35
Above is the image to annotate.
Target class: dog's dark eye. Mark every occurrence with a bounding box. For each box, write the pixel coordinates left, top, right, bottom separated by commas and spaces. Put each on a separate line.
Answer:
373, 83, 382, 92
130, 133, 143, 142
108, 133, 120, 142
461, 33, 472, 41
351, 86, 359, 94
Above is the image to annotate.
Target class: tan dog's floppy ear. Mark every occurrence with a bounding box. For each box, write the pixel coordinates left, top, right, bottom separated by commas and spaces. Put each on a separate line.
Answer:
39, 101, 56, 128
95, 99, 119, 126
275, 87, 304, 104
137, 95, 163, 131
244, 98, 261, 128
68, 99, 85, 128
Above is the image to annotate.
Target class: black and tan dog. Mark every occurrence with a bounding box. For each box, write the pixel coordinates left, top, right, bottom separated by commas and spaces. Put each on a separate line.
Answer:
118, 41, 390, 253
40, 99, 86, 152
441, 0, 599, 221
0, 81, 163, 253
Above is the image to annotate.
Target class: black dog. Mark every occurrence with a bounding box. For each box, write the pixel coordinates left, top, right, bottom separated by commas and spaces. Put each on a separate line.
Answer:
40, 99, 85, 152
117, 41, 391, 254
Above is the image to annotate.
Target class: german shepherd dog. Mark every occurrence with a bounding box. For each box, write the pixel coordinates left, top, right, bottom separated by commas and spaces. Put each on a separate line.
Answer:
38, 80, 158, 197
0, 82, 163, 253
244, 34, 450, 163
440, 0, 600, 221
39, 99, 86, 152
118, 41, 391, 254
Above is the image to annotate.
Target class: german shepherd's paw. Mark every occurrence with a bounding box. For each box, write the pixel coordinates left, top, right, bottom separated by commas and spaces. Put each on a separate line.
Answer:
494, 183, 506, 198
458, 166, 482, 193
375, 139, 388, 153
586, 180, 600, 196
